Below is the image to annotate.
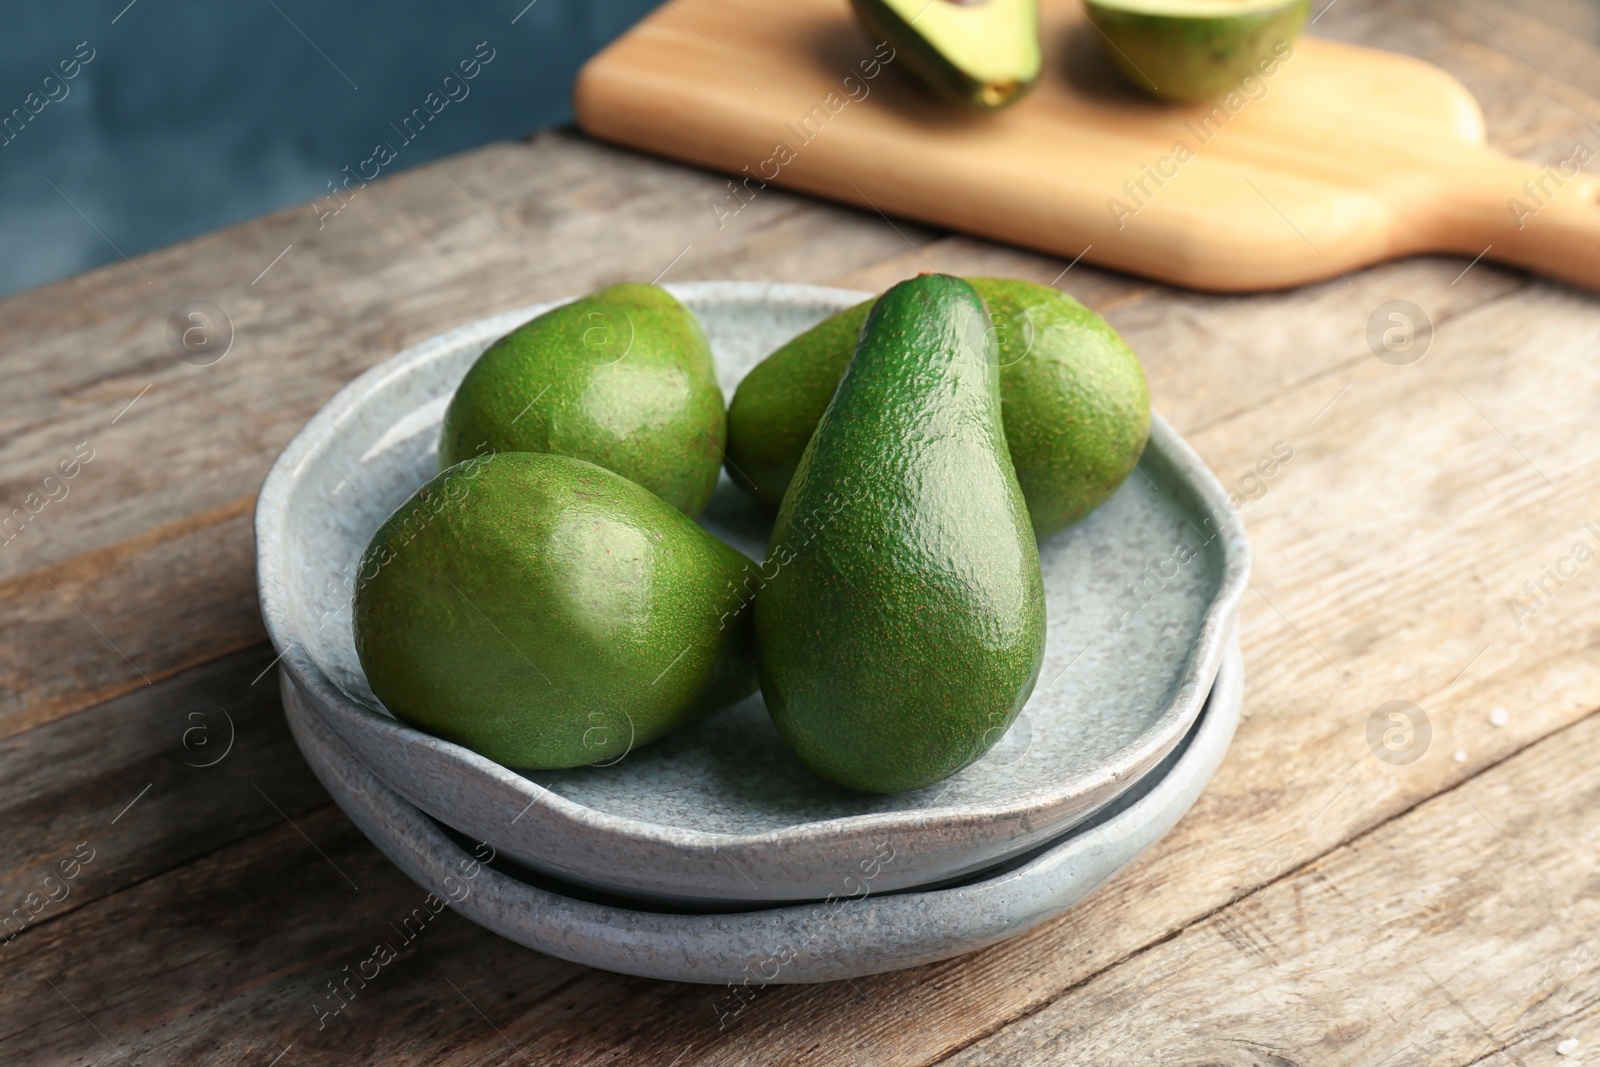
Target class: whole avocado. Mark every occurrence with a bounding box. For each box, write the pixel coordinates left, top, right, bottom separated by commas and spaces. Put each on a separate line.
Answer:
438, 283, 725, 517
754, 275, 1046, 794
353, 451, 758, 769
725, 277, 1150, 539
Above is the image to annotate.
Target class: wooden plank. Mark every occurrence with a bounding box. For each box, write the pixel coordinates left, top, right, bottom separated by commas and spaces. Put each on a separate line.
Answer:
3, 599, 1598, 1067
1326, 0, 1600, 106
936, 706, 1600, 1065
1, 1, 1598, 1064
0, 497, 261, 741
0, 131, 928, 591
0, 804, 612, 1066
0, 646, 327, 950
4, 258, 1598, 1065
1503, 999, 1600, 1064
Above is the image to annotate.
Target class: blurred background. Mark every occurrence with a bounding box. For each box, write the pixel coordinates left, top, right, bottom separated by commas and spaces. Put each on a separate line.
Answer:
0, 0, 657, 298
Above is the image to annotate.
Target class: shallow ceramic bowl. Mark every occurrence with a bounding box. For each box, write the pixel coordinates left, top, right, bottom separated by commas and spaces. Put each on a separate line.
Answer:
256, 282, 1250, 905
284, 632, 1242, 984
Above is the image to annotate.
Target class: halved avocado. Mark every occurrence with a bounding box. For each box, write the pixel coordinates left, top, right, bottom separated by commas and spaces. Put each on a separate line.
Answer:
1084, 0, 1310, 103
850, 0, 1042, 109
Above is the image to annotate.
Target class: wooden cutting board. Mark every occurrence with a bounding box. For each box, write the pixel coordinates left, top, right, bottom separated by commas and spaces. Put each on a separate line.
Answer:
574, 0, 1600, 293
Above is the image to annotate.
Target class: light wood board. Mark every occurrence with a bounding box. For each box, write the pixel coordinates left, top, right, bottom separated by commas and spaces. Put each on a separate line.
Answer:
576, 0, 1600, 293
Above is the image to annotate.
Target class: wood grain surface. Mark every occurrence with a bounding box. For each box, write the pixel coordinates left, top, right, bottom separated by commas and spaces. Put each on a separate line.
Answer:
575, 0, 1600, 293
4, 0, 1600, 1063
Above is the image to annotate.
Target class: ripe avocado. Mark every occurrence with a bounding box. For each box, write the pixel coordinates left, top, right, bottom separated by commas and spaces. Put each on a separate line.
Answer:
437, 283, 725, 517
983, 277, 1152, 536
724, 299, 871, 505
353, 451, 758, 769
725, 277, 1150, 539
1084, 0, 1309, 103
754, 275, 1046, 794
850, 0, 1042, 109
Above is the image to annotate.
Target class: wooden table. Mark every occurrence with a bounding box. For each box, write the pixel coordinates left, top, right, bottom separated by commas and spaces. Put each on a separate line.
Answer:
5, 0, 1600, 1062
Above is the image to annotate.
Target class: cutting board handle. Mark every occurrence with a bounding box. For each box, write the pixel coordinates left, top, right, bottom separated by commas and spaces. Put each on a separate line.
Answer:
1427, 147, 1600, 290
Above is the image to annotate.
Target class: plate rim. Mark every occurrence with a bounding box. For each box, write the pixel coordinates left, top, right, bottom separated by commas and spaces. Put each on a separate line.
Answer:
283, 631, 1244, 984
255, 280, 1251, 856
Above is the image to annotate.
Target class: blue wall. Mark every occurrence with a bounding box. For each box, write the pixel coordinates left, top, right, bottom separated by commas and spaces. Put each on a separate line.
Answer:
0, 0, 659, 296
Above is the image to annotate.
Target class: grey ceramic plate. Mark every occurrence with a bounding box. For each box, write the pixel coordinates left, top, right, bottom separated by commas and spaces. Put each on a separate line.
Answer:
256, 282, 1250, 905
284, 632, 1242, 985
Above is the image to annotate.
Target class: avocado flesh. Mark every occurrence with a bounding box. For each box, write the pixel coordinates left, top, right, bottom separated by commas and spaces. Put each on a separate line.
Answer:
438, 283, 725, 517
754, 274, 1046, 794
353, 452, 758, 769
1085, 0, 1309, 102
725, 277, 1150, 540
851, 0, 1041, 108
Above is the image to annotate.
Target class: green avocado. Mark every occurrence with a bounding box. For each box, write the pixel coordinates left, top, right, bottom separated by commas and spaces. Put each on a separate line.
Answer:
353, 451, 758, 769
1084, 0, 1309, 103
754, 275, 1046, 794
437, 283, 725, 517
850, 0, 1041, 109
725, 277, 1150, 539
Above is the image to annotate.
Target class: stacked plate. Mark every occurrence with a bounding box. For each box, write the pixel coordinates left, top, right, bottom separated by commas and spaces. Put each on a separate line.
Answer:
256, 282, 1251, 984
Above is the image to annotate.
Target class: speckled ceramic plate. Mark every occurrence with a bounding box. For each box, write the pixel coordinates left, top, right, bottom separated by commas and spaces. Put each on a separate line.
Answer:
284, 632, 1242, 984
256, 282, 1250, 905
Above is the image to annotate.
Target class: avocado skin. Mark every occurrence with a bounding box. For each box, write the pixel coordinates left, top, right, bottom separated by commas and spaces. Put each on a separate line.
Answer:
724, 298, 871, 504
725, 277, 1150, 539
353, 451, 758, 769
438, 283, 725, 517
1085, 0, 1309, 103
849, 0, 1041, 109
985, 278, 1151, 536
754, 275, 1046, 794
